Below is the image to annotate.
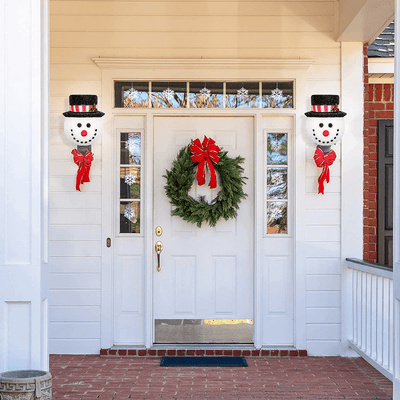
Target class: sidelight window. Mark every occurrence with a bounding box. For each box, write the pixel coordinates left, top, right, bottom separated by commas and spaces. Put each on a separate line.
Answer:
266, 133, 288, 234
119, 132, 142, 234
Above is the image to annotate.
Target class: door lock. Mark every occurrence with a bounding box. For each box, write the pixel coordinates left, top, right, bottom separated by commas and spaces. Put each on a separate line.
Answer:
155, 226, 163, 236
155, 241, 164, 272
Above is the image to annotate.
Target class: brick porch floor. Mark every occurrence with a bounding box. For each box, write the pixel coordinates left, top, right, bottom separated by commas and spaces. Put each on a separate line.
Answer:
50, 355, 393, 399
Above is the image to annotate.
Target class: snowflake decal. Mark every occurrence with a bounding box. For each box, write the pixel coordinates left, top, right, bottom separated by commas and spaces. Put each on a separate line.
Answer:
124, 174, 136, 186
125, 133, 140, 160
237, 87, 249, 99
271, 87, 283, 101
199, 87, 211, 100
163, 87, 175, 101
127, 87, 139, 101
271, 173, 284, 186
124, 206, 136, 222
270, 139, 282, 152
269, 205, 283, 221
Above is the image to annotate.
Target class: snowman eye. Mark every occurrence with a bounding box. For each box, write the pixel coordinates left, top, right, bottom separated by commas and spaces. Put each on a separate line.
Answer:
77, 123, 82, 128
86, 123, 91, 128
319, 123, 323, 128
328, 123, 333, 128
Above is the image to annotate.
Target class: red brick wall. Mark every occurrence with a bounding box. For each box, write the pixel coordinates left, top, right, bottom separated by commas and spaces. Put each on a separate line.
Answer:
363, 43, 394, 263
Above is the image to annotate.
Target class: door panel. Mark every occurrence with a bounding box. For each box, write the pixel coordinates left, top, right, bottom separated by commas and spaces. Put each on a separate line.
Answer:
153, 117, 254, 327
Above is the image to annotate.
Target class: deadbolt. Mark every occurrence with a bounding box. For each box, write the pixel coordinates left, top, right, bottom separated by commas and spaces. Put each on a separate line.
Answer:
155, 226, 163, 236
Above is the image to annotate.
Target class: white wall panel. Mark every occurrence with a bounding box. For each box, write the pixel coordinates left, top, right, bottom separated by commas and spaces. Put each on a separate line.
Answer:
5, 302, 31, 370
49, 274, 101, 290
49, 225, 101, 241
307, 291, 340, 307
306, 308, 341, 323
49, 322, 100, 339
305, 210, 341, 226
306, 275, 341, 291
306, 258, 341, 275
49, 241, 101, 257
307, 340, 341, 356
307, 324, 341, 340
50, 209, 102, 226
306, 226, 341, 242
49, 306, 101, 322
49, 290, 101, 306
305, 242, 341, 258
49, 339, 100, 354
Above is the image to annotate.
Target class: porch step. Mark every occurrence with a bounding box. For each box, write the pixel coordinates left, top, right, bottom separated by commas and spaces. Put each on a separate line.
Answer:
100, 348, 307, 357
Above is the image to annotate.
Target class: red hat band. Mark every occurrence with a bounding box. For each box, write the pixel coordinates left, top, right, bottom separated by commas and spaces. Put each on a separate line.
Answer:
312, 104, 336, 112
70, 104, 97, 112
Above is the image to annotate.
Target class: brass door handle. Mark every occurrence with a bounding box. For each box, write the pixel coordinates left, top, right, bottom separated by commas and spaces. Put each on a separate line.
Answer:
155, 241, 164, 272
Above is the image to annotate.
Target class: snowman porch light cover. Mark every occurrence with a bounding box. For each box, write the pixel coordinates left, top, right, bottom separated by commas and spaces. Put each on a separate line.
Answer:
63, 94, 105, 191
305, 94, 347, 194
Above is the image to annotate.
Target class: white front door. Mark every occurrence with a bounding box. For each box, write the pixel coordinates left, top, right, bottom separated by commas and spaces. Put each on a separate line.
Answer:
153, 117, 254, 336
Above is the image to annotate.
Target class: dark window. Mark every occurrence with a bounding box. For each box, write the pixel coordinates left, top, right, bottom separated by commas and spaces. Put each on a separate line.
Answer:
377, 119, 393, 267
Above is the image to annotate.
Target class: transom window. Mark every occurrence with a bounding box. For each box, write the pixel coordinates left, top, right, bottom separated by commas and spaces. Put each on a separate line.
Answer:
115, 81, 293, 109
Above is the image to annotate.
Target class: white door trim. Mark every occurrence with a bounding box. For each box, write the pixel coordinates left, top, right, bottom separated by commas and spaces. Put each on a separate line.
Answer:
98, 61, 310, 349
102, 110, 299, 350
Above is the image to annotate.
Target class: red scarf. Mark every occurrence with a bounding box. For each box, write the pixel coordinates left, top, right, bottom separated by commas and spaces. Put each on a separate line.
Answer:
190, 136, 221, 189
71, 149, 93, 191
314, 147, 336, 195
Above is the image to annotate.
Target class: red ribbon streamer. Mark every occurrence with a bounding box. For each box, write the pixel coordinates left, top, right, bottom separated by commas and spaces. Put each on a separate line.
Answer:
71, 149, 93, 191
314, 147, 336, 195
190, 136, 221, 189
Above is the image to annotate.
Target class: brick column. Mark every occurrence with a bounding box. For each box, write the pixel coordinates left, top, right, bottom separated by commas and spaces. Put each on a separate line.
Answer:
363, 43, 394, 263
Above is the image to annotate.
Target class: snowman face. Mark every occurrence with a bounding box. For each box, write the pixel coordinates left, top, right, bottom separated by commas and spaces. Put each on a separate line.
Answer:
306, 117, 345, 146
64, 117, 103, 145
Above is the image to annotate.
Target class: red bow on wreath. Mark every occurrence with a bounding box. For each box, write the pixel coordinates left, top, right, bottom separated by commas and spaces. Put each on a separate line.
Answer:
314, 147, 336, 195
190, 136, 221, 189
71, 149, 93, 191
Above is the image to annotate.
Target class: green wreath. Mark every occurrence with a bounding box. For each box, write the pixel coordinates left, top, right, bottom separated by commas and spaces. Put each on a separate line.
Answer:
164, 144, 247, 227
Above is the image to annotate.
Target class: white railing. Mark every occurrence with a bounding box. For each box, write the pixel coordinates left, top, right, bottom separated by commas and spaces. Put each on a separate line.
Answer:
346, 258, 393, 381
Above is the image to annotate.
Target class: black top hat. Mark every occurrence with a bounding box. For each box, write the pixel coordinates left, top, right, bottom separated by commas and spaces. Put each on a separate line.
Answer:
63, 94, 105, 118
305, 94, 347, 118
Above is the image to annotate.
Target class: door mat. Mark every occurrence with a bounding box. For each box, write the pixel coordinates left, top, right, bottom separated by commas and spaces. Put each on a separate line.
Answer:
160, 356, 247, 367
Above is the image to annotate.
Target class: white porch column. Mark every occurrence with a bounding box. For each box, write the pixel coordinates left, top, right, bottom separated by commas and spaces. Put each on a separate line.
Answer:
394, 0, 400, 397
393, 0, 400, 400
0, 0, 49, 372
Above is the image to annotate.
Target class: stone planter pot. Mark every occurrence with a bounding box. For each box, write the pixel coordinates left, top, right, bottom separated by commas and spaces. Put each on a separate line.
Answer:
0, 370, 52, 399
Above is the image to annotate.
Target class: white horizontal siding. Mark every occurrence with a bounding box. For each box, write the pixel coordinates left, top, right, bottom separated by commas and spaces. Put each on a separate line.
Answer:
49, 339, 100, 354
49, 241, 102, 257
49, 290, 101, 306
51, 2, 334, 17
305, 130, 341, 353
49, 225, 101, 241
49, 306, 101, 322
49, 256, 101, 273
49, 274, 101, 290
50, 322, 101, 339
306, 308, 341, 323
307, 291, 340, 307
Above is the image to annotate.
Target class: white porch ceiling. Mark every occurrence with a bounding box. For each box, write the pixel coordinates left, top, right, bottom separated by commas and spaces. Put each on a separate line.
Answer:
337, 0, 394, 43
